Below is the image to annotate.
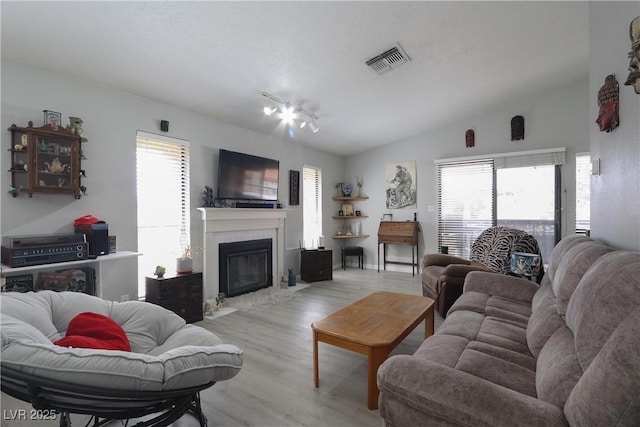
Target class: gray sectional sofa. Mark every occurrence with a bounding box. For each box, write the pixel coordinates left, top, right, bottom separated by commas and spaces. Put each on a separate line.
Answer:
378, 235, 640, 426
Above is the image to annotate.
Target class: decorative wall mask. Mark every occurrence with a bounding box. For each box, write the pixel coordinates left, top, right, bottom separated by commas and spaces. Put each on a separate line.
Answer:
465, 129, 475, 147
624, 16, 640, 94
596, 74, 620, 133
511, 115, 524, 141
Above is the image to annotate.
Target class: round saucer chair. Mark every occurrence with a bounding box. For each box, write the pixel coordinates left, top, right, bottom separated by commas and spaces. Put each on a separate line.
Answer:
1, 290, 243, 427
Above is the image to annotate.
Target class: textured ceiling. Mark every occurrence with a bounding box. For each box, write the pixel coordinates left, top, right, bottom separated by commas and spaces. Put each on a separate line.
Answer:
1, 1, 589, 156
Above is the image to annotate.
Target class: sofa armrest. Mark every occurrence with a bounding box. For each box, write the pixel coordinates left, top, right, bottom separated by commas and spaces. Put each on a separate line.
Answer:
442, 263, 491, 279
378, 355, 568, 427
463, 271, 539, 303
423, 253, 471, 268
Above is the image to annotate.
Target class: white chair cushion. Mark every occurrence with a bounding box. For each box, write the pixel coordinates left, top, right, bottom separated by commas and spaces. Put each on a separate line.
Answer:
1, 291, 242, 391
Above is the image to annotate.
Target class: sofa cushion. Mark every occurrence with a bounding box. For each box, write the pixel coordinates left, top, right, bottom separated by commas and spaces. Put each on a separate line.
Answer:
551, 241, 613, 317
565, 251, 640, 371
449, 271, 537, 321
535, 326, 582, 410
54, 312, 131, 352
564, 306, 640, 426
526, 282, 565, 358
545, 234, 592, 285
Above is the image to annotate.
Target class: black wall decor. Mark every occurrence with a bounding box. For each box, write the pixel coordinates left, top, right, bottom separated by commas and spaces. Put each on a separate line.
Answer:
289, 170, 300, 206
511, 115, 525, 141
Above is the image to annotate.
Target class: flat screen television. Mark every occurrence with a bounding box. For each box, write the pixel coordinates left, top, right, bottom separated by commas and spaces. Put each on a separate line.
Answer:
217, 149, 279, 201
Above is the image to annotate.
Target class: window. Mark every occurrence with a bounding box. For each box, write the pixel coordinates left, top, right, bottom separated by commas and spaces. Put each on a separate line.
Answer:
575, 153, 591, 234
496, 165, 557, 262
136, 131, 190, 298
437, 160, 494, 258
436, 148, 566, 261
303, 165, 322, 248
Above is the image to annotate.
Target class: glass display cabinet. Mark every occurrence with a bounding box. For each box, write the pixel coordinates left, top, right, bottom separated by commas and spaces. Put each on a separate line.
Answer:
8, 122, 86, 198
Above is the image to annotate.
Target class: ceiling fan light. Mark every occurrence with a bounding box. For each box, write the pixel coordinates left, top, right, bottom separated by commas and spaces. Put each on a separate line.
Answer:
309, 121, 319, 133
299, 118, 307, 129
263, 102, 277, 116
280, 106, 297, 124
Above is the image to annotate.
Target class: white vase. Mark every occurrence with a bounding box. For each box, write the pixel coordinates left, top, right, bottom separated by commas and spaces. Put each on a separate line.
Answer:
176, 257, 193, 274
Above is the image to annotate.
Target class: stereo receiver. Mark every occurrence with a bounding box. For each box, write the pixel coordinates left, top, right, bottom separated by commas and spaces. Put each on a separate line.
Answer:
1, 234, 89, 268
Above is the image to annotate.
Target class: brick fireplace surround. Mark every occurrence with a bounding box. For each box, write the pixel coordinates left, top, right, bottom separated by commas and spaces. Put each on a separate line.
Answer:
198, 208, 287, 301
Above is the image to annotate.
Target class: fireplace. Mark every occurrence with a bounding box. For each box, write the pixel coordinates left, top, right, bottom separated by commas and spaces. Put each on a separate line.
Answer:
199, 207, 286, 301
219, 238, 273, 297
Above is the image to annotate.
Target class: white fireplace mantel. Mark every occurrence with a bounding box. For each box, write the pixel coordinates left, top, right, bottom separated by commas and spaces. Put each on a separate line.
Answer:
198, 208, 287, 300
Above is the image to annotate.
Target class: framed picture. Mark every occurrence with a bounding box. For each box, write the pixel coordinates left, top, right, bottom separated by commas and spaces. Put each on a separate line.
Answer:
43, 110, 62, 130
289, 170, 300, 206
355, 210, 362, 216
385, 161, 417, 209
341, 203, 355, 216
338, 210, 344, 217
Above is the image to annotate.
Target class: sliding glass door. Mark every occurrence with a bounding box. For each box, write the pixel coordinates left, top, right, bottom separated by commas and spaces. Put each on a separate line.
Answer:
437, 149, 565, 264
496, 165, 557, 262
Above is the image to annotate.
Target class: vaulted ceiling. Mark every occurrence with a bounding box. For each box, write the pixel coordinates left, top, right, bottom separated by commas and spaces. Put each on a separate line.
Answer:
1, 1, 589, 156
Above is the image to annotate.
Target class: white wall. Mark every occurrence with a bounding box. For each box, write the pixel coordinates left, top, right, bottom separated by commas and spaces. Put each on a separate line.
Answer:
1, 61, 344, 300
344, 76, 591, 270
589, 2, 640, 251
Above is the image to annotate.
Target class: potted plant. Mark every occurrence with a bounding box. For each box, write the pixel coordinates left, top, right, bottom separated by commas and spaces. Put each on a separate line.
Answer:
176, 246, 197, 274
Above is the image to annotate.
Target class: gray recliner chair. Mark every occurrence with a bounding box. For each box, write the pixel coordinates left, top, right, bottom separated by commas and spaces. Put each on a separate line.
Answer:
422, 226, 544, 318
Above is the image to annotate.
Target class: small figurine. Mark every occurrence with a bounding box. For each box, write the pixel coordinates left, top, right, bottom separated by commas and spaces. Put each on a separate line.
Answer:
215, 293, 226, 309
67, 117, 84, 136
288, 268, 296, 287
202, 185, 215, 207
44, 157, 69, 174
154, 265, 166, 278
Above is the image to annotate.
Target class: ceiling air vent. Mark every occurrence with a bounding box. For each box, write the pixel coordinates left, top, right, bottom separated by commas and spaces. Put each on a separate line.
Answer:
365, 43, 410, 75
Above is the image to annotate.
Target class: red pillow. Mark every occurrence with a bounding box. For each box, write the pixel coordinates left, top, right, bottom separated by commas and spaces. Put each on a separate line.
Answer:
54, 312, 131, 352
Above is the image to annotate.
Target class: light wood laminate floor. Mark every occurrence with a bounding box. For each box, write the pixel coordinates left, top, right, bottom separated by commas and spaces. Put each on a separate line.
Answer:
0, 269, 443, 427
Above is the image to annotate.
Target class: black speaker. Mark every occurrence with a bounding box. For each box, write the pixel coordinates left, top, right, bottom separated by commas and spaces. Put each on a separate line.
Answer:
75, 222, 109, 256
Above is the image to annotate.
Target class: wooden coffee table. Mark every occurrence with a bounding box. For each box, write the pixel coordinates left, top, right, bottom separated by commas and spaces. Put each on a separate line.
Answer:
312, 291, 434, 410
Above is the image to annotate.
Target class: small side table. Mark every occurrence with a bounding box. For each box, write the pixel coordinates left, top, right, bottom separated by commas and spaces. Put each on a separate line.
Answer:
341, 246, 364, 270
301, 249, 333, 282
145, 272, 203, 323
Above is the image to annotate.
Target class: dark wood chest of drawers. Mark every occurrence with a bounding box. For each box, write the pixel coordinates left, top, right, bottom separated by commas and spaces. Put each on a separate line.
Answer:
301, 249, 333, 282
145, 272, 203, 323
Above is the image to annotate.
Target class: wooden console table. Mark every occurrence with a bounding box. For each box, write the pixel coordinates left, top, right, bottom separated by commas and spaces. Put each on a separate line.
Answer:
377, 221, 420, 276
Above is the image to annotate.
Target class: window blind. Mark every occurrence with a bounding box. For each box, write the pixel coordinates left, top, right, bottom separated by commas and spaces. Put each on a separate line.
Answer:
437, 160, 494, 258
436, 147, 566, 169
136, 131, 190, 297
575, 152, 591, 234
303, 165, 322, 248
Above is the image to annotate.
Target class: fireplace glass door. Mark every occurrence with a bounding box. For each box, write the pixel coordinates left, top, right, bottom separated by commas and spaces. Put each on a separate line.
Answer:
219, 239, 272, 297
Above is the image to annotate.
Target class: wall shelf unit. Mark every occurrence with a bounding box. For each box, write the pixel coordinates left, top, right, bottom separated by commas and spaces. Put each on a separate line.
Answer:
331, 195, 369, 239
